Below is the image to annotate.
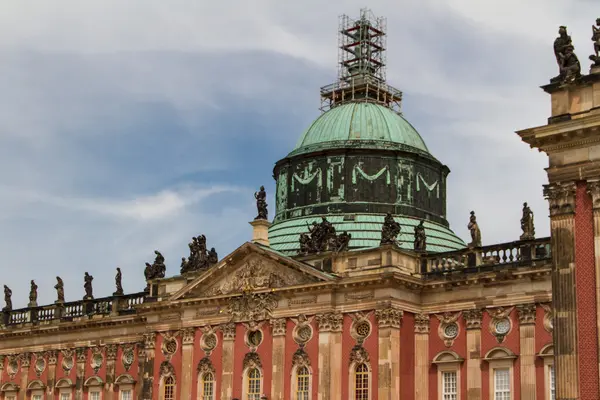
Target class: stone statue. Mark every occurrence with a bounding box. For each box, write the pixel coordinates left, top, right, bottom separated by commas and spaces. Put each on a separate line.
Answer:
590, 18, 600, 68
55, 276, 65, 303
114, 268, 124, 296
298, 217, 342, 255
181, 235, 218, 274
3, 285, 12, 311
333, 231, 351, 252
28, 280, 38, 307
414, 220, 427, 252
380, 212, 401, 245
83, 272, 94, 300
208, 248, 218, 265
468, 211, 482, 247
254, 186, 268, 220
520, 202, 535, 240
144, 250, 167, 291
551, 26, 581, 83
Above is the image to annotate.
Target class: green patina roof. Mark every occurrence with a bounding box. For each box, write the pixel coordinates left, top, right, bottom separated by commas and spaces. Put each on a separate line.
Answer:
290, 102, 429, 157
269, 214, 466, 256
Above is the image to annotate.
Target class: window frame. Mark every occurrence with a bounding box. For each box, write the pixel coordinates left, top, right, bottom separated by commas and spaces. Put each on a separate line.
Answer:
432, 350, 463, 400
199, 371, 216, 400
347, 361, 372, 400
160, 376, 176, 400
483, 347, 516, 400
242, 367, 263, 400
538, 344, 554, 400
290, 364, 313, 400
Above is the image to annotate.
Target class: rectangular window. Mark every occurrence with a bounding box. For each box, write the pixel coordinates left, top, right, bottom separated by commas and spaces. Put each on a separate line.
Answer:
120, 390, 132, 400
89, 392, 101, 400
32, 395, 43, 400
494, 369, 511, 400
549, 365, 555, 400
442, 371, 457, 400
60, 394, 71, 400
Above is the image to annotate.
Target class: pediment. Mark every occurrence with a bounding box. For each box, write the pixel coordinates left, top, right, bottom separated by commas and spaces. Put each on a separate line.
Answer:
171, 242, 334, 301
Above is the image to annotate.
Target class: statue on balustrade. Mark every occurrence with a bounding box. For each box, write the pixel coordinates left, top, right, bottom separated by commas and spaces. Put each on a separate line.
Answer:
3, 285, 12, 312
298, 217, 343, 255
332, 231, 351, 253
551, 26, 581, 83
590, 18, 600, 68
28, 280, 38, 307
180, 234, 219, 274
380, 212, 401, 245
468, 211, 482, 247
114, 267, 124, 296
414, 219, 427, 252
83, 272, 94, 300
254, 186, 268, 220
520, 202, 535, 240
55, 276, 65, 303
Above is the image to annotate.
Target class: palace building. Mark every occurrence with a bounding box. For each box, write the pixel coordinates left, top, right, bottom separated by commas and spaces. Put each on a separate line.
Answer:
2, 8, 600, 400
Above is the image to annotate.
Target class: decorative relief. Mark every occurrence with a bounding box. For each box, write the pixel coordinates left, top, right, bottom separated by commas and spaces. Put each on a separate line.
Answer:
7, 356, 18, 378
228, 292, 278, 322
349, 345, 370, 365
197, 357, 215, 375
199, 326, 219, 355
161, 332, 179, 360
541, 303, 554, 333
159, 361, 175, 378
375, 306, 403, 329
544, 182, 577, 216
19, 352, 31, 368
245, 328, 264, 351
463, 309, 483, 330
105, 344, 118, 361
435, 312, 461, 348
344, 290, 374, 301
316, 312, 343, 332
46, 350, 58, 366
0, 355, 5, 370
288, 296, 317, 307
76, 348, 87, 364
487, 307, 515, 343
221, 322, 236, 340
195, 307, 220, 318
91, 347, 104, 374
587, 180, 600, 209
143, 332, 156, 350
292, 315, 314, 346
414, 313, 430, 334
204, 258, 309, 296
517, 304, 537, 325
292, 348, 311, 368
34, 353, 45, 377
61, 349, 74, 374
270, 318, 287, 337
121, 345, 135, 371
243, 352, 262, 370
182, 328, 195, 345
350, 313, 372, 344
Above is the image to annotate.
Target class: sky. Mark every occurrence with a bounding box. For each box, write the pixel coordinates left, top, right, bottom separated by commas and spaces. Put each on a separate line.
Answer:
0, 0, 596, 306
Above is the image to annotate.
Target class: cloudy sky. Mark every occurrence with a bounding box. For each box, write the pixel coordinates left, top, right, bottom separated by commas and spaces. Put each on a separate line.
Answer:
0, 0, 596, 306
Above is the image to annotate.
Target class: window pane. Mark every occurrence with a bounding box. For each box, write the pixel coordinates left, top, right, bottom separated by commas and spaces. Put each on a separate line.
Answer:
248, 368, 261, 400
549, 366, 555, 400
120, 390, 132, 400
89, 392, 101, 400
164, 376, 175, 400
32, 395, 43, 400
494, 369, 511, 400
296, 366, 310, 400
203, 372, 215, 400
442, 371, 457, 400
60, 394, 70, 400
355, 363, 369, 400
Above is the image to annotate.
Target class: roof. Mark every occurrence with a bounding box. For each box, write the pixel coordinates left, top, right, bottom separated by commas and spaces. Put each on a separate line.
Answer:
269, 214, 466, 255
290, 102, 429, 157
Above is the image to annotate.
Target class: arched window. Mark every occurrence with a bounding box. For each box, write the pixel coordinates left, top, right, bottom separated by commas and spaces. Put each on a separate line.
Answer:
296, 366, 310, 400
201, 372, 215, 400
355, 363, 369, 400
247, 368, 261, 400
163, 376, 175, 400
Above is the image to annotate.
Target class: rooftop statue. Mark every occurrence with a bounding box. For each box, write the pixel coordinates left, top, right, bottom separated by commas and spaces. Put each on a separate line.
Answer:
414, 220, 427, 252
254, 186, 268, 220
520, 202, 535, 240
144, 250, 167, 292
3, 285, 12, 312
298, 217, 343, 255
380, 213, 401, 245
114, 267, 124, 296
28, 280, 38, 307
590, 18, 600, 68
551, 26, 581, 83
468, 211, 482, 247
83, 272, 94, 300
181, 235, 218, 274
55, 276, 65, 303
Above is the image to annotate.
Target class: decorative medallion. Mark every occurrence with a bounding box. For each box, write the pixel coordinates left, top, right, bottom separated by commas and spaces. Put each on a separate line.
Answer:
242, 352, 262, 370
7, 357, 18, 378
541, 304, 553, 333
349, 345, 370, 366
228, 292, 278, 322
487, 307, 514, 343
350, 314, 372, 345
34, 353, 46, 377
122, 345, 135, 371
159, 361, 175, 378
91, 347, 104, 374
435, 311, 461, 347
200, 332, 218, 355
61, 349, 74, 374
161, 332, 179, 360
246, 330, 263, 349
197, 357, 215, 375
292, 348, 311, 368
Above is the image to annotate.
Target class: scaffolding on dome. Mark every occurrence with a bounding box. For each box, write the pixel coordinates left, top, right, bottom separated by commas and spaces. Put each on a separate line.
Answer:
320, 8, 403, 114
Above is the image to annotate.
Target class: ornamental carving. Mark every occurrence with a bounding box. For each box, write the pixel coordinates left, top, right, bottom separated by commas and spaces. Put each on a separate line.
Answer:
414, 313, 430, 334
541, 303, 554, 333
435, 312, 461, 348
221, 323, 236, 340
19, 352, 31, 368
0, 355, 5, 370
122, 345, 135, 371
182, 328, 195, 345
228, 292, 278, 322
292, 348, 311, 367
106, 344, 118, 361
350, 313, 372, 344
349, 345, 370, 365
143, 333, 156, 350
517, 304, 537, 325
91, 347, 104, 374
463, 309, 483, 330
46, 350, 58, 365
161, 333, 179, 360
270, 318, 287, 337
34, 353, 45, 377
7, 356, 18, 378
204, 258, 309, 296
316, 312, 343, 332
76, 348, 88, 363
197, 357, 215, 375
159, 361, 175, 378
588, 180, 600, 210
487, 307, 514, 343
544, 182, 577, 216
61, 349, 74, 373
243, 352, 262, 370
292, 315, 314, 346
375, 306, 403, 328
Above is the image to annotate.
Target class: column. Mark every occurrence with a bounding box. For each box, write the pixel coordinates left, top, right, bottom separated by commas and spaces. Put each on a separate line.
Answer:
517, 304, 537, 400
544, 182, 579, 399
75, 348, 86, 400
140, 333, 156, 400
46, 351, 57, 400
375, 306, 403, 400
315, 312, 343, 400
18, 353, 30, 400
270, 318, 287, 400
105, 345, 117, 400
463, 310, 483, 400
220, 323, 236, 400
180, 328, 195, 398
414, 314, 429, 400
588, 180, 600, 395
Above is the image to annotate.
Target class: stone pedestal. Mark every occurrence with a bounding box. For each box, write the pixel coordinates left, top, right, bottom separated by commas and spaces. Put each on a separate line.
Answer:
249, 219, 271, 247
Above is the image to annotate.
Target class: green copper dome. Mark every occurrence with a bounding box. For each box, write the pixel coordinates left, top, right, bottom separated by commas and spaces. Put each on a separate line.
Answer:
290, 102, 429, 157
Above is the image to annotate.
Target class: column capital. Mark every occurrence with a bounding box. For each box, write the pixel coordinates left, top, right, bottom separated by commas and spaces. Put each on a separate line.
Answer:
463, 309, 483, 330
270, 318, 287, 337
414, 313, 430, 334
543, 182, 577, 216
182, 328, 196, 345
316, 312, 343, 332
375, 306, 403, 329
105, 344, 118, 361
517, 304, 537, 325
221, 322, 236, 340
587, 179, 600, 209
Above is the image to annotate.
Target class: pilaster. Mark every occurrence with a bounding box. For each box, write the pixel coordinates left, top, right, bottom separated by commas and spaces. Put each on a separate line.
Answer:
18, 352, 30, 400
270, 318, 286, 400
46, 351, 57, 400
463, 309, 483, 400
105, 344, 118, 400
315, 312, 343, 400
180, 328, 195, 399
220, 323, 236, 400
588, 179, 600, 394
141, 333, 156, 400
375, 306, 403, 400
414, 313, 429, 400
75, 348, 86, 400
544, 182, 579, 400
517, 304, 537, 400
